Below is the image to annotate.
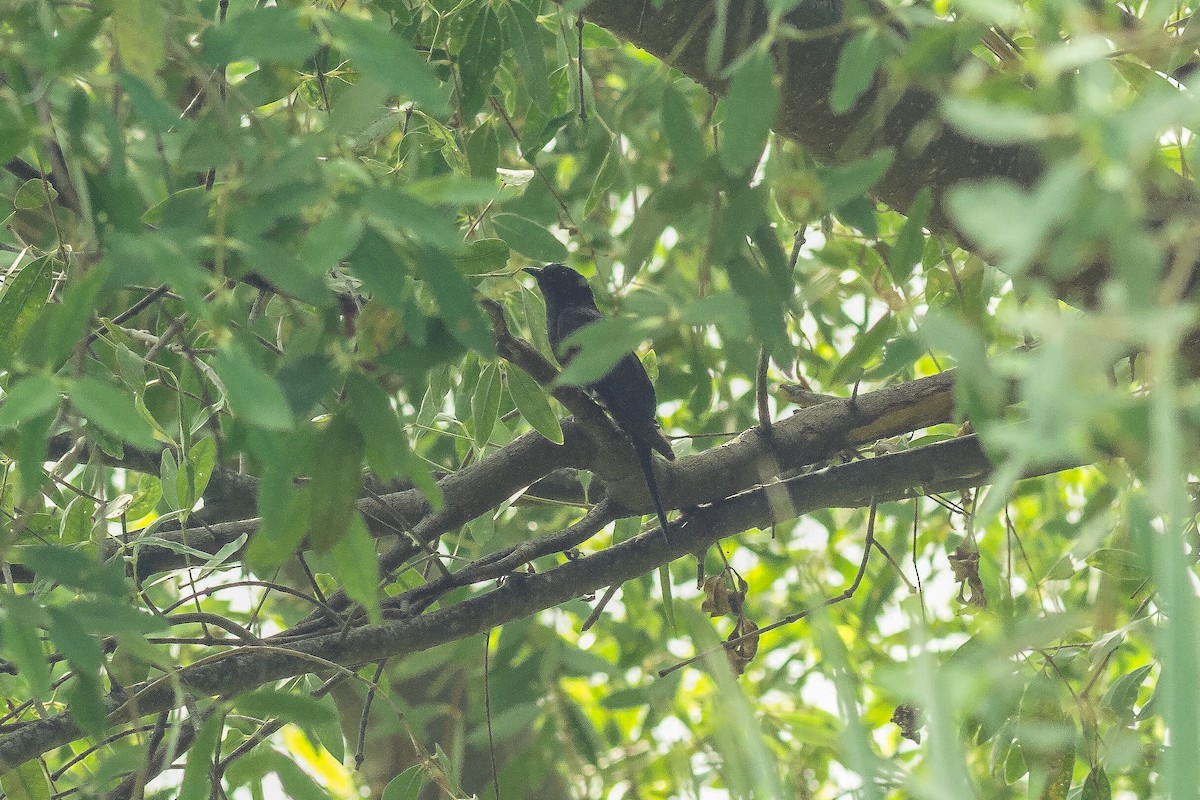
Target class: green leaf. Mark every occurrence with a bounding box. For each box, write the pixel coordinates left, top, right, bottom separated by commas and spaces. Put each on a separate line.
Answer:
330, 513, 381, 623
210, 342, 296, 431
627, 171, 708, 270
0, 255, 54, 362
58, 496, 95, 545
411, 245, 495, 354
0, 375, 61, 429
113, 0, 165, 87
347, 229, 407, 310
115, 342, 147, 395
21, 545, 127, 596
13, 179, 55, 210
662, 85, 706, 171
12, 409, 53, 500
325, 12, 449, 114
264, 749, 331, 800
382, 766, 425, 800
1085, 548, 1148, 580
308, 692, 346, 763
920, 312, 1005, 423
600, 686, 651, 709
234, 688, 338, 728
239, 239, 328, 306
178, 713, 223, 800
248, 437, 311, 566
302, 209, 365, 273
345, 374, 439, 501
307, 413, 364, 553
946, 180, 1038, 264
503, 2, 550, 111
826, 314, 896, 386
0, 593, 51, 699
454, 238, 510, 275
658, 564, 676, 630
719, 49, 777, 175
867, 333, 923, 379
472, 362, 502, 447
491, 213, 568, 262
48, 607, 103, 676
48, 608, 107, 737
467, 122, 500, 179
70, 598, 168, 635
817, 148, 895, 210
956, 0, 1021, 24
520, 105, 573, 159
406, 176, 498, 206
831, 30, 880, 114
0, 103, 31, 167
723, 251, 790, 359
459, 4, 503, 118
585, 141, 622, 216
943, 97, 1057, 144
505, 365, 564, 445
889, 187, 934, 282
361, 187, 463, 250
556, 318, 645, 386
945, 160, 1085, 275
1079, 767, 1112, 800
200, 6, 318, 66
68, 377, 159, 449
178, 436, 217, 511
1100, 663, 1153, 722
118, 71, 178, 131
834, 195, 878, 237
126, 474, 162, 525
160, 449, 180, 511
0, 759, 52, 800
679, 292, 751, 336
21, 260, 109, 370
65, 672, 107, 738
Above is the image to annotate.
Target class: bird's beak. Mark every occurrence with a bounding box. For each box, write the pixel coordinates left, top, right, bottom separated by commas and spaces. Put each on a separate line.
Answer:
522, 266, 544, 278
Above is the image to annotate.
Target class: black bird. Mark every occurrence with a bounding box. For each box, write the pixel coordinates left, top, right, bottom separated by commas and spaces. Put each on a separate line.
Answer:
524, 264, 676, 545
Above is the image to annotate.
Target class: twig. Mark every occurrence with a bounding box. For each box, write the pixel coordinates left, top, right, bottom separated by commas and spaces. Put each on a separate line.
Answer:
576, 12, 587, 123
166, 612, 262, 645
755, 348, 771, 432
871, 538, 916, 593
84, 285, 170, 347
580, 583, 621, 632
484, 633, 500, 800
385, 500, 620, 617
355, 661, 387, 770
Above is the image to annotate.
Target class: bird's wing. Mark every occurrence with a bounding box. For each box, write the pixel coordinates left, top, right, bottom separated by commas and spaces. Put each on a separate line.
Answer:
593, 354, 674, 460
648, 428, 676, 461
552, 306, 603, 364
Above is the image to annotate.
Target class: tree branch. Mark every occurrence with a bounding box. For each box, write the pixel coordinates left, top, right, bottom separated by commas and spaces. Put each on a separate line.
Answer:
0, 432, 1082, 772
581, 0, 1196, 307
90, 369, 953, 582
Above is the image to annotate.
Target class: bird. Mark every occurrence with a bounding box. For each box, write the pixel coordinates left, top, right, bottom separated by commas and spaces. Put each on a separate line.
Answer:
524, 263, 676, 545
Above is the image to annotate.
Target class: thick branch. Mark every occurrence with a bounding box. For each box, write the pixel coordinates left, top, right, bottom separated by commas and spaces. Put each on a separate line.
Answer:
0, 432, 1078, 772
585, 2, 1036, 216
582, 0, 1192, 306
98, 370, 953, 579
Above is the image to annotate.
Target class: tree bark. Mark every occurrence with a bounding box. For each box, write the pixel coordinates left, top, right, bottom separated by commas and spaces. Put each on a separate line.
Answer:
582, 0, 1192, 307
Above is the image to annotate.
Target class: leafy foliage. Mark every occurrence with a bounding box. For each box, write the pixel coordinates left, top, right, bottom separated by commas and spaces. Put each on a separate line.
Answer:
0, 0, 1196, 797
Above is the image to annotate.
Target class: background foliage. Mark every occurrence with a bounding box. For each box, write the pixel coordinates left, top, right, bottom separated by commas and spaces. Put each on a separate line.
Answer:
0, 0, 1196, 797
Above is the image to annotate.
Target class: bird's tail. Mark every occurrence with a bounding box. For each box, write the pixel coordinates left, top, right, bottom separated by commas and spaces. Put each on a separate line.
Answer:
634, 442, 672, 547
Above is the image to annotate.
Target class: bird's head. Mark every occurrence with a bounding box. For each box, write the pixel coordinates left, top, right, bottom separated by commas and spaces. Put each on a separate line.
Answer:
523, 263, 596, 306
